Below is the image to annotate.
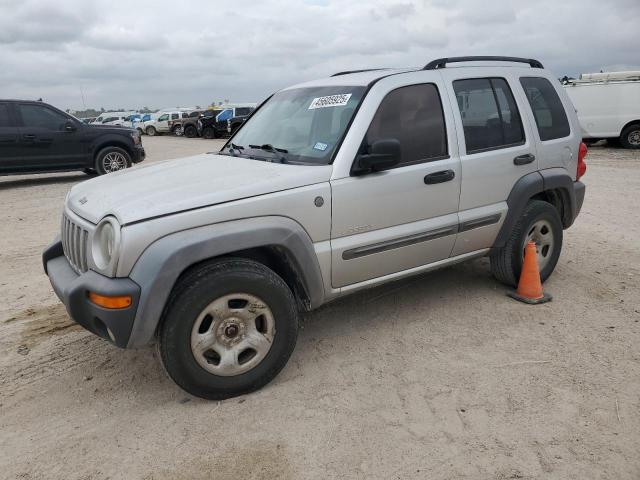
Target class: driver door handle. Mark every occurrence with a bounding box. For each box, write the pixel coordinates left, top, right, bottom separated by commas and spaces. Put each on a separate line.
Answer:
514, 153, 535, 165
424, 170, 455, 185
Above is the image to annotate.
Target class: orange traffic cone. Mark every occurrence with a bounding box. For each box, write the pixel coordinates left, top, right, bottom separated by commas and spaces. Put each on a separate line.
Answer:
507, 241, 552, 304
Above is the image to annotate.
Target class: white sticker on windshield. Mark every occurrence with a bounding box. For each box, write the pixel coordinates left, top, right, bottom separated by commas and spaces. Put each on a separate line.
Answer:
308, 93, 352, 110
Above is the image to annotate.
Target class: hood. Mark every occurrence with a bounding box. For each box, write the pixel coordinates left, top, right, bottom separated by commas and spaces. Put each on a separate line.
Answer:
68, 154, 333, 225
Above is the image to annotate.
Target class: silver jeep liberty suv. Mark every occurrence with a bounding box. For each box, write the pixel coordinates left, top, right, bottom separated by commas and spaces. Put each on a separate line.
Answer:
44, 56, 587, 399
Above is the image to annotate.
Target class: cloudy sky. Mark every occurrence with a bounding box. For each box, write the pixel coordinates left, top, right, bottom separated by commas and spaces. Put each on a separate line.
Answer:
1, 0, 638, 111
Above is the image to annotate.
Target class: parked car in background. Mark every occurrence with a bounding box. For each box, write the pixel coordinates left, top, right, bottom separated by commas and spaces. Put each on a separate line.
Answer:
226, 108, 255, 135
167, 110, 202, 136
91, 112, 136, 125
80, 117, 96, 124
43, 56, 586, 399
0, 99, 145, 176
143, 110, 191, 136
197, 106, 255, 139
563, 71, 640, 148
134, 114, 154, 134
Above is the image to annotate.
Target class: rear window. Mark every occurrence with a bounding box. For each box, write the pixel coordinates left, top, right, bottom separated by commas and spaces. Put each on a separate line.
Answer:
453, 77, 525, 153
520, 77, 570, 141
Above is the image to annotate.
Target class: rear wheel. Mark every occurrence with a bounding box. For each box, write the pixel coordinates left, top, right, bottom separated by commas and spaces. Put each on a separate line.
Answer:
146, 126, 157, 136
95, 146, 131, 175
620, 124, 640, 149
172, 125, 184, 136
158, 258, 299, 400
490, 200, 563, 287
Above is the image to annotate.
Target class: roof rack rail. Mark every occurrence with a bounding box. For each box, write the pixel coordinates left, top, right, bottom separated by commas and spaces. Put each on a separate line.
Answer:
331, 68, 389, 77
424, 56, 544, 70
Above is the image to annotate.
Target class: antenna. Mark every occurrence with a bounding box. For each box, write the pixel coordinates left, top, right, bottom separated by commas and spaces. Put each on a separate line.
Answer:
79, 85, 87, 110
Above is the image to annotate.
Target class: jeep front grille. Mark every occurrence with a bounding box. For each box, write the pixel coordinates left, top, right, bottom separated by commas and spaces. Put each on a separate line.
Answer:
62, 214, 89, 273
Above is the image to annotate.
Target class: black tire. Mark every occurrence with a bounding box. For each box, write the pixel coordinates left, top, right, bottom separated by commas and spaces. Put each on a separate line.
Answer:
202, 126, 216, 139
184, 125, 197, 138
83, 168, 97, 175
158, 258, 299, 400
620, 124, 640, 149
172, 125, 183, 136
490, 200, 563, 287
146, 126, 157, 136
95, 146, 132, 175
136, 127, 144, 135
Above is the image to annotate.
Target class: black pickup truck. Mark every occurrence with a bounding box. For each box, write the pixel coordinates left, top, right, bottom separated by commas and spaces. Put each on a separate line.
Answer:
196, 106, 255, 139
0, 99, 145, 176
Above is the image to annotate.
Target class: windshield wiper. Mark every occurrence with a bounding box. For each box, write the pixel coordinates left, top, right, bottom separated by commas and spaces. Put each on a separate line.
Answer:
248, 144, 289, 163
220, 142, 245, 157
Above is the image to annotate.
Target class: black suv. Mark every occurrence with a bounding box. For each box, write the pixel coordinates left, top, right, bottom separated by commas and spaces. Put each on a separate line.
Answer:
196, 106, 254, 139
0, 100, 145, 176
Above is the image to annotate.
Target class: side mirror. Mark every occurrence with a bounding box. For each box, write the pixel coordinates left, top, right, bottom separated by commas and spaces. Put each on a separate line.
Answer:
64, 121, 77, 132
353, 139, 401, 174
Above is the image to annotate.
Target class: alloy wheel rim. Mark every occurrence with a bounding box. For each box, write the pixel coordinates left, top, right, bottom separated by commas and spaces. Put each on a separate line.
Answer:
523, 219, 554, 271
628, 130, 640, 146
190, 293, 275, 376
102, 151, 127, 172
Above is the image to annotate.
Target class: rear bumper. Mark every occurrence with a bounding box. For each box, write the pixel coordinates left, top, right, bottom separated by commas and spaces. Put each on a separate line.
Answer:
573, 180, 585, 220
43, 238, 141, 348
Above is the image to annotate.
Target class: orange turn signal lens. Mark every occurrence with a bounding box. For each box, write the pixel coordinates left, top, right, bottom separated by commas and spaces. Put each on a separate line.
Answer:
88, 292, 132, 309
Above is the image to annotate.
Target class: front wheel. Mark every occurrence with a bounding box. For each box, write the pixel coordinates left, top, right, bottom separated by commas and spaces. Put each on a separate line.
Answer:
620, 124, 640, 149
490, 200, 563, 287
184, 125, 197, 138
95, 146, 131, 175
158, 258, 299, 400
202, 126, 216, 139
146, 126, 157, 136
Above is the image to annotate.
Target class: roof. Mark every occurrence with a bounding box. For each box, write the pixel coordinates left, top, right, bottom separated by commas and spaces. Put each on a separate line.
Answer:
283, 68, 418, 90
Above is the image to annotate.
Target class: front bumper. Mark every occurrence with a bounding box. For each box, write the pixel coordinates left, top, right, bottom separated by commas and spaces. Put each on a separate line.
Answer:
43, 238, 141, 348
132, 145, 146, 164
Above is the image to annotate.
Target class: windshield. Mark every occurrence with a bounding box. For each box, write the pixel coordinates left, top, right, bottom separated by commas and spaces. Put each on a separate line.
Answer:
221, 86, 366, 165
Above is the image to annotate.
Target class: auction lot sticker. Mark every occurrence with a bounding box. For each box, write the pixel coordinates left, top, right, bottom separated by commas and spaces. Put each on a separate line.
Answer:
309, 93, 352, 109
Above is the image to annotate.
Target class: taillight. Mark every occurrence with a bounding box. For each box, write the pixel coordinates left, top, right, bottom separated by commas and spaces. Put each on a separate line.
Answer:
577, 142, 587, 180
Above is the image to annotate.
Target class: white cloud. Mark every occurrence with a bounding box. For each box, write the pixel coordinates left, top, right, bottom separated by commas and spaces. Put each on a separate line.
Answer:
0, 0, 638, 110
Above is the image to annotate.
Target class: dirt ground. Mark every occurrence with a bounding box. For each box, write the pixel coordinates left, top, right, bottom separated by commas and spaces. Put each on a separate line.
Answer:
0, 137, 639, 480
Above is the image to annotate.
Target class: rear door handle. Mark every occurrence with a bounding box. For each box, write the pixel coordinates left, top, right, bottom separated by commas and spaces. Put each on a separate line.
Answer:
514, 154, 535, 165
23, 134, 36, 141
424, 170, 455, 185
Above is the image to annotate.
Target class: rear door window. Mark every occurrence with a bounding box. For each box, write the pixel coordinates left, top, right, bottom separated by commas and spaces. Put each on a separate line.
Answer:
453, 78, 525, 153
520, 77, 570, 141
0, 103, 14, 127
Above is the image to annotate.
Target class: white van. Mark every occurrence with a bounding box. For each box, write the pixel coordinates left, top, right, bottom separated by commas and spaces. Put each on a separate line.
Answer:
563, 71, 640, 148
92, 111, 136, 127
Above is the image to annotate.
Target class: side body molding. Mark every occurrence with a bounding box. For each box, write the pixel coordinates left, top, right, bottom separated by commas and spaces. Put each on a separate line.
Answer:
126, 216, 325, 347
492, 169, 578, 249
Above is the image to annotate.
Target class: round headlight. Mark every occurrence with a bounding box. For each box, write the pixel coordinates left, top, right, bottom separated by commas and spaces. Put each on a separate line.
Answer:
92, 216, 121, 272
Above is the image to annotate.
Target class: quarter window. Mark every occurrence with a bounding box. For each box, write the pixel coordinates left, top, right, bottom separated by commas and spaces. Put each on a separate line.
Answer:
18, 104, 68, 130
365, 83, 447, 165
453, 78, 525, 153
520, 77, 570, 141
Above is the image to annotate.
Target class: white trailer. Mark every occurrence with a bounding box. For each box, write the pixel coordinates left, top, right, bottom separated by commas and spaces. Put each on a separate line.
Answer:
563, 71, 640, 148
